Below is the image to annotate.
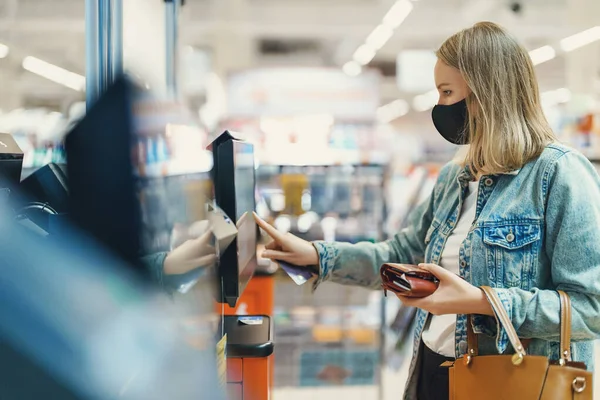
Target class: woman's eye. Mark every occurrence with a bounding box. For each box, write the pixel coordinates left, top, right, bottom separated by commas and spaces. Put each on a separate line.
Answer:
443, 90, 452, 96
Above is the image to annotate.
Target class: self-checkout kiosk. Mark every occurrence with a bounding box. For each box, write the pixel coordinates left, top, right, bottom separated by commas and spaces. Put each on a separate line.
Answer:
0, 73, 275, 399
0, 132, 23, 213
0, 133, 24, 187
209, 131, 275, 400
0, 134, 68, 238
64, 79, 272, 398
0, 0, 240, 397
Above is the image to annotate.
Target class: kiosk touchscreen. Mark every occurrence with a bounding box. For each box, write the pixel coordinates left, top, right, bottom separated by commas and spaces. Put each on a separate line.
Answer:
209, 131, 258, 307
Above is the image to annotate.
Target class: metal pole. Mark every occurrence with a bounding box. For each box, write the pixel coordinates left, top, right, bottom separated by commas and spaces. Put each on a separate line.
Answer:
86, 0, 123, 108
85, 0, 100, 109
111, 0, 123, 79
100, 0, 111, 85
165, 0, 180, 97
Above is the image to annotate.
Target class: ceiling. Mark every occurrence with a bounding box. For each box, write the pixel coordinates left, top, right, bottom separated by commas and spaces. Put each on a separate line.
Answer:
0, 0, 597, 115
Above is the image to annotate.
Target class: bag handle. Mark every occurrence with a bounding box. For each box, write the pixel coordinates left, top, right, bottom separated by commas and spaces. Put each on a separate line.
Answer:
466, 286, 526, 364
558, 290, 572, 364
467, 287, 573, 366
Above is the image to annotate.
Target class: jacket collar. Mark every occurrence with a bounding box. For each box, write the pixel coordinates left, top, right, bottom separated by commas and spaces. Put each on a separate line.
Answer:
457, 165, 521, 185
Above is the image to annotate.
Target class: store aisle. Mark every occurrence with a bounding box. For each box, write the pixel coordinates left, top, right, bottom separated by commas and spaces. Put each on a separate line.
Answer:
274, 341, 600, 399
272, 340, 413, 400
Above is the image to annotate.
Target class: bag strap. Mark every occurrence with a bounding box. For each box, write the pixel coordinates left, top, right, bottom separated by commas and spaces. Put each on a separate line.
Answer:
481, 286, 527, 357
466, 286, 527, 361
468, 287, 572, 365
466, 314, 479, 356
558, 290, 572, 364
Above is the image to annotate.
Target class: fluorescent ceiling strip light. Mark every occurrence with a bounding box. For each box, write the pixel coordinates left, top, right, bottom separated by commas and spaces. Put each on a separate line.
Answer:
382, 0, 414, 30
342, 61, 362, 77
0, 43, 9, 59
22, 56, 86, 92
529, 45, 556, 66
366, 24, 394, 50
377, 99, 410, 123
560, 26, 600, 52
353, 44, 377, 66
344, 0, 414, 74
412, 89, 438, 112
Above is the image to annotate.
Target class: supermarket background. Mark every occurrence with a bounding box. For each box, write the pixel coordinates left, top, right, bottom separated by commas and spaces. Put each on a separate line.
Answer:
1, 0, 600, 399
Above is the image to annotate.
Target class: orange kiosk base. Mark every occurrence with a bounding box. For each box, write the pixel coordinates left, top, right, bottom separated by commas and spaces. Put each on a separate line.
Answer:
222, 315, 273, 400
219, 274, 274, 316
217, 273, 275, 399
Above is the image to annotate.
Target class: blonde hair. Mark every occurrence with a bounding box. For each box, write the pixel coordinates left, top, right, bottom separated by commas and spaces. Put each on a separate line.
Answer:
436, 22, 555, 175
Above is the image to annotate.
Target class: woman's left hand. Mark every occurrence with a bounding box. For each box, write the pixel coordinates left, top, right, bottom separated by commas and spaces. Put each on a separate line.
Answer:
397, 263, 494, 316
164, 229, 216, 275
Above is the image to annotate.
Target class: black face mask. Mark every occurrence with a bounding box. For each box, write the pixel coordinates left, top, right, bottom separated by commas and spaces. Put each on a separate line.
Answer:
431, 98, 469, 145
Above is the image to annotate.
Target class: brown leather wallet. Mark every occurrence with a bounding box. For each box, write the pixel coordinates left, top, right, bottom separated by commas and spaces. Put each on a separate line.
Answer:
380, 263, 439, 298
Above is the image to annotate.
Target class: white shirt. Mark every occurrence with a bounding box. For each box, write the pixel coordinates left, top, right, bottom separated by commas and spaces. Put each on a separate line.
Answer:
421, 180, 479, 357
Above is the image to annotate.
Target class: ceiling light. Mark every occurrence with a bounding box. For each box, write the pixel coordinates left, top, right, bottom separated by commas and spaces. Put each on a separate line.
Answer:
343, 61, 362, 77
342, 0, 414, 75
22, 56, 86, 91
529, 45, 556, 66
353, 44, 377, 65
412, 89, 438, 112
366, 25, 394, 50
560, 26, 600, 52
382, 0, 414, 30
0, 44, 9, 59
377, 99, 410, 123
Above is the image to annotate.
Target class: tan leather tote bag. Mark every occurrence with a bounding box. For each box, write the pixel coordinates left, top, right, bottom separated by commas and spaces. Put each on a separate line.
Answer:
445, 286, 593, 400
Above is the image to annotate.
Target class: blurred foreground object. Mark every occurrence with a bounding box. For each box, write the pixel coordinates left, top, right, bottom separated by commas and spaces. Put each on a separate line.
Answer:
0, 204, 223, 400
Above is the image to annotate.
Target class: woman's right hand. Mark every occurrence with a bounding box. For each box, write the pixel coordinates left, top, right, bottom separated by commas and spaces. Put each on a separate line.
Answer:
253, 212, 319, 267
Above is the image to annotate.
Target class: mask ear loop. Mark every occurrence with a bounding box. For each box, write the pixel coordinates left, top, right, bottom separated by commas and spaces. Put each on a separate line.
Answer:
462, 93, 480, 178
462, 93, 475, 145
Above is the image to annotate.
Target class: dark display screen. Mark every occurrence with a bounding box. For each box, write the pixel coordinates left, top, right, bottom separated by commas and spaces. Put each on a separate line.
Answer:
233, 141, 256, 276
212, 133, 258, 306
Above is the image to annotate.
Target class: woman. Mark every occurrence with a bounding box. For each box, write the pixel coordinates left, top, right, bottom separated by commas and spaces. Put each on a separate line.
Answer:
254, 22, 600, 400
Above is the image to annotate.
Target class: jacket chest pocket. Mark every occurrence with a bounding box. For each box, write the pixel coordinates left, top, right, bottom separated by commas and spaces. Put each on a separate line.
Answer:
482, 221, 542, 288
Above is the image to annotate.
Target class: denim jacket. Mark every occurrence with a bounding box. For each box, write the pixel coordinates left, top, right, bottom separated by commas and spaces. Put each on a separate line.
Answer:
313, 143, 600, 399
141, 252, 206, 294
